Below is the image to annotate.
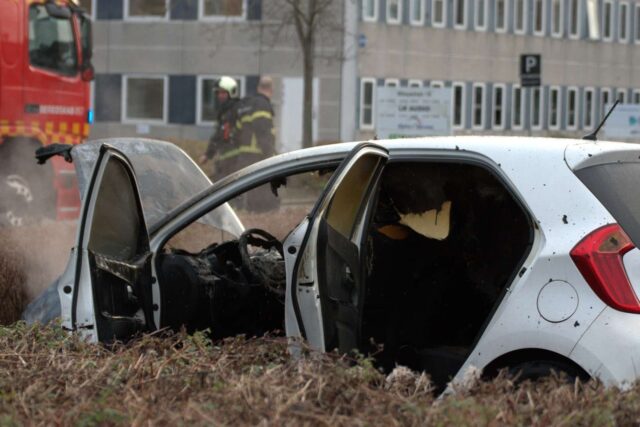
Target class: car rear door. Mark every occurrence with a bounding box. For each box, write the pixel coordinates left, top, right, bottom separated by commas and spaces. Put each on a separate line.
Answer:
286, 143, 388, 354
72, 145, 155, 342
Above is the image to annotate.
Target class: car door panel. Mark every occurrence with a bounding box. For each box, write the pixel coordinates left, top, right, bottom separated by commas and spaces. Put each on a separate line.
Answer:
73, 145, 155, 342
286, 143, 388, 354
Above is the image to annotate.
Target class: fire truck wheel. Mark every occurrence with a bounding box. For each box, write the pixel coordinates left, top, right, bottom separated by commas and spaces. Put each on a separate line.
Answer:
0, 140, 55, 227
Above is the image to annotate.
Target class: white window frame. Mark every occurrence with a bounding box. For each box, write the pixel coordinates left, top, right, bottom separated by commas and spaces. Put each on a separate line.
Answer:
362, 0, 379, 22
122, 74, 168, 124
472, 82, 486, 130
474, 0, 488, 30
548, 86, 562, 130
452, 82, 466, 130
123, 0, 170, 21
386, 0, 402, 24
566, 86, 579, 130
583, 87, 596, 130
531, 86, 543, 130
408, 79, 424, 87
603, 0, 614, 41
617, 88, 627, 104
514, 0, 528, 35
495, 0, 509, 33
550, 0, 564, 38
635, 3, 640, 44
618, 1, 630, 42
430, 80, 445, 88
511, 84, 525, 130
199, 0, 247, 21
601, 87, 612, 116
492, 83, 506, 130
568, 0, 582, 39
359, 77, 376, 130
409, 0, 426, 25
384, 78, 400, 87
533, 0, 546, 36
633, 89, 640, 104
196, 75, 246, 126
453, 0, 468, 29
431, 0, 447, 27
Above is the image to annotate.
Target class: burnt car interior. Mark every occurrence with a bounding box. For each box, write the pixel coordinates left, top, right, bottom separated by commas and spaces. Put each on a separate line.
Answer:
150, 160, 532, 389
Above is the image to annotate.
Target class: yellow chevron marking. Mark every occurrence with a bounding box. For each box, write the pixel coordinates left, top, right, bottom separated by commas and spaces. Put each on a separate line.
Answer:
72, 122, 80, 135
59, 122, 68, 133
83, 123, 90, 137
45, 122, 54, 133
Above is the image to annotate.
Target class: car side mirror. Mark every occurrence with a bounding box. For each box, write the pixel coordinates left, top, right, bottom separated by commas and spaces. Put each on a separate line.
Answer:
81, 64, 95, 82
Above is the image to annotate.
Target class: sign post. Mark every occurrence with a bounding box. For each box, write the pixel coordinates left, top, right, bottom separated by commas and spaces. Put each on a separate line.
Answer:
520, 54, 541, 135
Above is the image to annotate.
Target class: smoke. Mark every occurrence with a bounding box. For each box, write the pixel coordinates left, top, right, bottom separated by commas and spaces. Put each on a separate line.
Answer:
0, 221, 76, 323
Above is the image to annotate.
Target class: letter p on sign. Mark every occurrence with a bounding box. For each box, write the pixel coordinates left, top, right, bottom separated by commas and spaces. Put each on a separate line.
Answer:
520, 54, 541, 87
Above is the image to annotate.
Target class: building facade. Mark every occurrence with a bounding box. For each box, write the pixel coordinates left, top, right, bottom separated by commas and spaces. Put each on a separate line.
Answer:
83, 0, 640, 151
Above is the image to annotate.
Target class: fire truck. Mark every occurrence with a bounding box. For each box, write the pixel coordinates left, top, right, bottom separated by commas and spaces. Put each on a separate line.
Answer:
0, 0, 93, 226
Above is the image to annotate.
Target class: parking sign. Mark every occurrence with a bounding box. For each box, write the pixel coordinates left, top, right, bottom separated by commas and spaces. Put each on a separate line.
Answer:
520, 54, 541, 87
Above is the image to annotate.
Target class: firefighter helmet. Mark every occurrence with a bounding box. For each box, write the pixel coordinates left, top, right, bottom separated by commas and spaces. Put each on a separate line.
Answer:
216, 76, 239, 98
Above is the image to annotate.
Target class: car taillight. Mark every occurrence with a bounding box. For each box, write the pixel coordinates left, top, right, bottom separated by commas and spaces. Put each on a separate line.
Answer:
571, 224, 639, 313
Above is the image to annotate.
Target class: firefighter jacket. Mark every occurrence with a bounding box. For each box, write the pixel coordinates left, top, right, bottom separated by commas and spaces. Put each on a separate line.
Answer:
216, 93, 275, 162
205, 98, 239, 159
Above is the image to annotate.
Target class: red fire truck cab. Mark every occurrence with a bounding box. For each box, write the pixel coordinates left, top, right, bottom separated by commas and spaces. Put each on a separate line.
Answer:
0, 0, 93, 226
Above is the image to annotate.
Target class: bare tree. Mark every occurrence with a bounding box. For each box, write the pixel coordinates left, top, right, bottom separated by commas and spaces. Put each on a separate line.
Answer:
263, 0, 345, 148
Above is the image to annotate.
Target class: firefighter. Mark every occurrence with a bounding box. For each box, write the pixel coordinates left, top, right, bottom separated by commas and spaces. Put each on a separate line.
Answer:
199, 76, 241, 180
232, 76, 279, 211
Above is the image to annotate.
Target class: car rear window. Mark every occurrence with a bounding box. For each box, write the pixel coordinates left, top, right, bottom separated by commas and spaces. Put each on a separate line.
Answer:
576, 162, 640, 246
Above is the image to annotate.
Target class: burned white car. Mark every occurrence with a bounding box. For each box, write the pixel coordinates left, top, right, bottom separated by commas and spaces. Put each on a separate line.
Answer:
26, 137, 640, 390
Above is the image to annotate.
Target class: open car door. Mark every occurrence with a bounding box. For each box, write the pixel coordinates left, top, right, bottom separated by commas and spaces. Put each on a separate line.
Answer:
286, 143, 388, 354
70, 145, 155, 342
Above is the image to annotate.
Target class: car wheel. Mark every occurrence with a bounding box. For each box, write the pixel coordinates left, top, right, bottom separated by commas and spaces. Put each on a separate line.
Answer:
0, 140, 55, 227
507, 360, 589, 383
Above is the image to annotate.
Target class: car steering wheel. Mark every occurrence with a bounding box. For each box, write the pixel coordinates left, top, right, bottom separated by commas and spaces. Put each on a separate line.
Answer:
237, 228, 286, 297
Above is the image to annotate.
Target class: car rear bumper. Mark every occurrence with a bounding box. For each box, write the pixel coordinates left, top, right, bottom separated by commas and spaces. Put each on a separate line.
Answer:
570, 307, 640, 387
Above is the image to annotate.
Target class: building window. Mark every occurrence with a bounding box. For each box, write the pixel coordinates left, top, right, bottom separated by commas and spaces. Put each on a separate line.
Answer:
360, 78, 376, 130
617, 89, 627, 104
619, 1, 630, 42
123, 75, 167, 123
587, 0, 600, 40
584, 87, 595, 129
454, 0, 467, 29
492, 84, 506, 130
601, 88, 612, 116
124, 0, 169, 20
603, 0, 614, 41
472, 83, 485, 129
386, 0, 402, 24
568, 0, 581, 39
495, 0, 508, 32
566, 87, 579, 130
514, 0, 527, 34
432, 0, 446, 27
452, 82, 466, 129
384, 78, 400, 87
531, 86, 543, 129
634, 89, 640, 104
200, 0, 246, 19
475, 0, 488, 30
362, 0, 379, 22
548, 86, 561, 130
533, 0, 546, 35
431, 80, 445, 88
635, 4, 640, 43
410, 0, 426, 25
197, 75, 245, 125
511, 85, 524, 130
551, 0, 564, 37
408, 79, 423, 87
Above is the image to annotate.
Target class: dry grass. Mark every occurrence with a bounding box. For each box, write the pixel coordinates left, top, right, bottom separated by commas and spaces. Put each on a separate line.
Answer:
0, 323, 637, 426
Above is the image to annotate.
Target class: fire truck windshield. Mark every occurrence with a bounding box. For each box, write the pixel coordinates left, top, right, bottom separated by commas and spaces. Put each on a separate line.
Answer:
28, 4, 78, 76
